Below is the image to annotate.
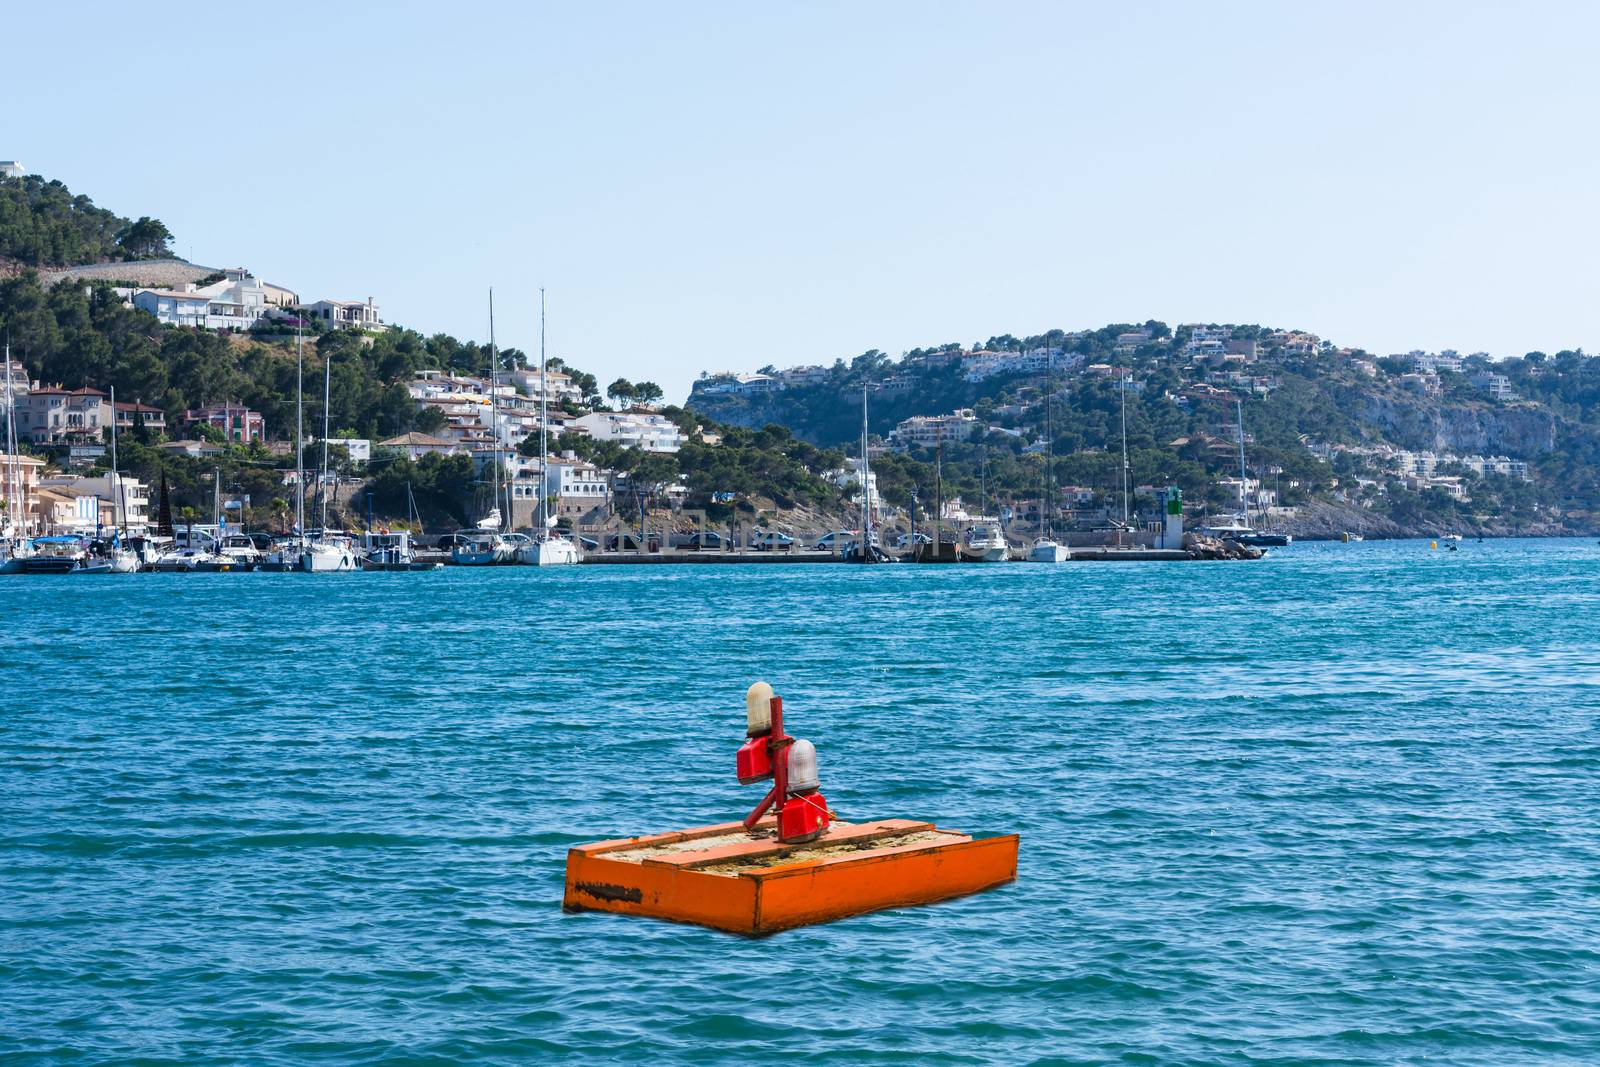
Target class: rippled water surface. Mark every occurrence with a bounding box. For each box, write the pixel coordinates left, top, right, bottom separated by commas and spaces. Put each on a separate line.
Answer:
4, 539, 1600, 1064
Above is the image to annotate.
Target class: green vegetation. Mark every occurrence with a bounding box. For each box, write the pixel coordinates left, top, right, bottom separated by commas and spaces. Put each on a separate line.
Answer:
538, 409, 845, 517
0, 174, 171, 267
690, 323, 1600, 533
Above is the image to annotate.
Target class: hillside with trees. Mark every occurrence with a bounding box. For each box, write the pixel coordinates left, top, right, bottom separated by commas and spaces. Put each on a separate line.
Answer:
0, 173, 171, 268
687, 324, 1600, 536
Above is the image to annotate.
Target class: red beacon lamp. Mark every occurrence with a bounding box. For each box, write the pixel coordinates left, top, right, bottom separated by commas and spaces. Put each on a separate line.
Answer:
736, 681, 830, 843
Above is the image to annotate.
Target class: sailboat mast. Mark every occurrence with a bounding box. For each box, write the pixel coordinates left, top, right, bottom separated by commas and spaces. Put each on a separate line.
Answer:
4, 338, 19, 537
110, 385, 124, 533
860, 386, 871, 545
1120, 373, 1130, 527
1236, 398, 1249, 525
488, 288, 502, 531
321, 348, 332, 531
539, 287, 547, 532
295, 326, 305, 542
1043, 348, 1052, 538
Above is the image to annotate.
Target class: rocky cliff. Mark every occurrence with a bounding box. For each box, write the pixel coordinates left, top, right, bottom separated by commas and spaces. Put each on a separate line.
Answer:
1353, 395, 1557, 456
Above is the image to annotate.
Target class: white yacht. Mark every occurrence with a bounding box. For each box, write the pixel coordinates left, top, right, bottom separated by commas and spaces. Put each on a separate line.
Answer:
100, 537, 141, 573
518, 529, 581, 565
18, 536, 111, 574
452, 528, 513, 565
961, 523, 1008, 562
299, 534, 359, 572
215, 533, 264, 570
1026, 351, 1069, 563
1028, 538, 1070, 563
362, 530, 440, 571
151, 545, 227, 572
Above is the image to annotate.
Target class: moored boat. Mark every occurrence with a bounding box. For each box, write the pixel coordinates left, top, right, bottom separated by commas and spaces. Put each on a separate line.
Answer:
960, 523, 1008, 562
1028, 537, 1070, 563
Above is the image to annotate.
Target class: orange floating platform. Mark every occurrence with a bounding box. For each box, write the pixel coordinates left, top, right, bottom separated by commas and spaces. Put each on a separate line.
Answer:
562, 817, 1019, 935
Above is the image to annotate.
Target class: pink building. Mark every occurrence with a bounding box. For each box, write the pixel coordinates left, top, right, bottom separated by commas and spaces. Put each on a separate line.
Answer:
183, 403, 264, 444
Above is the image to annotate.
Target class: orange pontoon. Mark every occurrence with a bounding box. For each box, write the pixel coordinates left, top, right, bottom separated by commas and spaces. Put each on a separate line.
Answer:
563, 816, 1019, 935
563, 683, 1019, 934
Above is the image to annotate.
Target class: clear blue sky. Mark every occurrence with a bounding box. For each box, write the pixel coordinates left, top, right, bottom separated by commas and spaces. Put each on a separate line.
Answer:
10, 2, 1597, 400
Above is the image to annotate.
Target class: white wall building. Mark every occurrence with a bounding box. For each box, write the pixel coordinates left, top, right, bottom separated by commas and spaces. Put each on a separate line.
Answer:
0, 161, 26, 179
300, 298, 383, 331
1474, 371, 1516, 400
827, 457, 881, 514
378, 432, 461, 461
132, 288, 210, 328
38, 473, 150, 533
778, 365, 830, 387
509, 366, 584, 404
1183, 324, 1232, 360
132, 268, 270, 331
543, 457, 612, 516
571, 410, 685, 453
889, 409, 979, 450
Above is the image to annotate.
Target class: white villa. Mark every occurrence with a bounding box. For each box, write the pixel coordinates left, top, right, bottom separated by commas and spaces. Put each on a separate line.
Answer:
378, 432, 461, 461
889, 409, 979, 450
571, 410, 685, 453
132, 268, 271, 331
543, 457, 613, 516
300, 298, 383, 331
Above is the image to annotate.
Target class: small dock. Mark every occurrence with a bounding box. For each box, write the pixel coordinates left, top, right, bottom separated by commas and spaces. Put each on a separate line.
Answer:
581, 550, 840, 565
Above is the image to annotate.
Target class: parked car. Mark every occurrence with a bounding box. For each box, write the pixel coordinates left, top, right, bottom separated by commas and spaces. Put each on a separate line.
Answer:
672, 531, 725, 551
749, 530, 795, 551
813, 530, 859, 552
605, 531, 661, 552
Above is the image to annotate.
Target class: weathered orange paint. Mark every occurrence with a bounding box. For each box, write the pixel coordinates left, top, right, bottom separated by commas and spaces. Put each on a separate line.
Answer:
644, 819, 932, 870
562, 819, 1019, 936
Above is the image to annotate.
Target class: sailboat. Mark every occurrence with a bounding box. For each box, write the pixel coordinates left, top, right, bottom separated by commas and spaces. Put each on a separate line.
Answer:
102, 385, 140, 572
1211, 398, 1290, 547
454, 290, 514, 565
914, 439, 960, 563
517, 288, 580, 566
1028, 349, 1069, 563
844, 386, 887, 563
262, 326, 309, 571
298, 338, 358, 572
1, 338, 35, 574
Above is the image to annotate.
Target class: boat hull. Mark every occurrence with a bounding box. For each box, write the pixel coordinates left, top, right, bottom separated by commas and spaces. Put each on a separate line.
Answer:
299, 546, 357, 572
1027, 542, 1070, 563
19, 556, 84, 574
517, 538, 581, 566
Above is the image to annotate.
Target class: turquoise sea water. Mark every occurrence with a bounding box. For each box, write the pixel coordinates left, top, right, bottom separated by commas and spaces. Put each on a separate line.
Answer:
3, 539, 1599, 1064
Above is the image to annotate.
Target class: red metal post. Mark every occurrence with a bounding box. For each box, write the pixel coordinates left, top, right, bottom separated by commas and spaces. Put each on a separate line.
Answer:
743, 695, 791, 832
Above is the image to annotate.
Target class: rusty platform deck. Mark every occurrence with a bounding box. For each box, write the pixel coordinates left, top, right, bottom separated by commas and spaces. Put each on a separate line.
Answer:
562, 817, 1019, 935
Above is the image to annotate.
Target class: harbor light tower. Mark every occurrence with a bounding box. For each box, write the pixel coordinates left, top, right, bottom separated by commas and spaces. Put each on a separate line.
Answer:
1160, 486, 1184, 548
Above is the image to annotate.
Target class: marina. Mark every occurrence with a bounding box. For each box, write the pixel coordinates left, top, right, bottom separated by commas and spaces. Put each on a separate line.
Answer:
5, 538, 1597, 1063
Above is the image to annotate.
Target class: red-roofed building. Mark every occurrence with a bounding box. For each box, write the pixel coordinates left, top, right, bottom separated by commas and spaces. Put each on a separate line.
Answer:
13, 386, 110, 444
183, 403, 264, 444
